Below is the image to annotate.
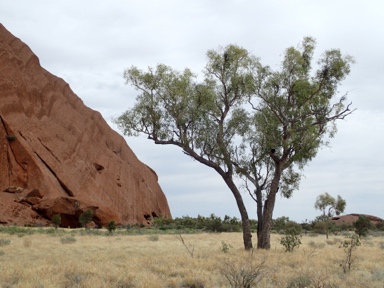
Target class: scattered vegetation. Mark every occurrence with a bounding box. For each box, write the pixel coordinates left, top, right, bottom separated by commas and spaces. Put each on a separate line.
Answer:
0, 229, 382, 287
60, 235, 77, 244
220, 241, 232, 253
353, 215, 372, 237
147, 234, 159, 242
0, 238, 11, 246
218, 255, 267, 288
280, 228, 301, 252
339, 234, 361, 273
107, 220, 117, 234
79, 210, 93, 229
52, 213, 61, 229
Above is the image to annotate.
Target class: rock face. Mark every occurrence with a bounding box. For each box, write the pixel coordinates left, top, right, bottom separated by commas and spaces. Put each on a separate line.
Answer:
0, 24, 171, 227
331, 214, 383, 226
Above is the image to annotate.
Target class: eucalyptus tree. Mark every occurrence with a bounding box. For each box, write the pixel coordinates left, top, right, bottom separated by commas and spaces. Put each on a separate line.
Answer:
116, 37, 354, 250
235, 37, 354, 248
116, 45, 257, 250
314, 192, 347, 238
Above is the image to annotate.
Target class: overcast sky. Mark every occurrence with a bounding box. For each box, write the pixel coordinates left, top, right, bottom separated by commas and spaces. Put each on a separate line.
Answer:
1, 1, 383, 222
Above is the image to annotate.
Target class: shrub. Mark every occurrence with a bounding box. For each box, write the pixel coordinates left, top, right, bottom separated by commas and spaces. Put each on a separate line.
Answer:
286, 275, 312, 288
371, 269, 384, 282
218, 256, 267, 288
353, 216, 372, 237
179, 277, 205, 288
375, 221, 384, 231
339, 234, 361, 273
0, 250, 4, 256
280, 228, 301, 252
308, 240, 325, 249
60, 236, 77, 244
107, 220, 117, 234
52, 213, 61, 229
147, 234, 159, 241
0, 238, 11, 246
79, 210, 93, 229
220, 241, 232, 253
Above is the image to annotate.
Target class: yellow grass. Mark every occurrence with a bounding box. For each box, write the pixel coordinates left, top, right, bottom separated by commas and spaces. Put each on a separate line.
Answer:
0, 231, 383, 287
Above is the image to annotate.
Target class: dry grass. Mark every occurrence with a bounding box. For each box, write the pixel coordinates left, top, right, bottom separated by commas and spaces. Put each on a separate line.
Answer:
0, 231, 383, 287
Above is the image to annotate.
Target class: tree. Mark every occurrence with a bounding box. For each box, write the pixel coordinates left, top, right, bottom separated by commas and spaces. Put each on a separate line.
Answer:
79, 210, 93, 229
116, 45, 256, 250
52, 213, 61, 230
314, 192, 346, 238
116, 37, 354, 250
107, 220, 117, 234
353, 215, 372, 237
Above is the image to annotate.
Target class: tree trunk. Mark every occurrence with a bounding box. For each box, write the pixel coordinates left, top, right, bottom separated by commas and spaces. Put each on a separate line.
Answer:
255, 186, 263, 248
257, 167, 282, 249
224, 176, 253, 251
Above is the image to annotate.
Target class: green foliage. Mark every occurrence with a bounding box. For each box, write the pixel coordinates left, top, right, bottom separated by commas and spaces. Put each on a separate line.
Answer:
79, 210, 93, 229
107, 220, 116, 234
280, 228, 301, 252
0, 250, 4, 256
6, 135, 17, 142
60, 236, 77, 244
375, 221, 384, 231
314, 192, 346, 238
220, 241, 232, 253
339, 234, 361, 273
353, 216, 372, 237
153, 214, 242, 233
116, 38, 354, 250
52, 213, 61, 229
0, 238, 11, 246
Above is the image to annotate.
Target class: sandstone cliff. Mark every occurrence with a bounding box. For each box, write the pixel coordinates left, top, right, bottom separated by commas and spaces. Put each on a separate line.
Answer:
0, 24, 171, 227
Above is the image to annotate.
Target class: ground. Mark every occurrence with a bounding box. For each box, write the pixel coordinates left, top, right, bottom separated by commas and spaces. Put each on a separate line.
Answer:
0, 229, 383, 287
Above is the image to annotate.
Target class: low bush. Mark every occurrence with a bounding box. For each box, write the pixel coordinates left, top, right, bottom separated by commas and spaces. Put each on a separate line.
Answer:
60, 236, 77, 244
286, 275, 312, 288
147, 234, 159, 241
280, 228, 301, 252
0, 239, 11, 246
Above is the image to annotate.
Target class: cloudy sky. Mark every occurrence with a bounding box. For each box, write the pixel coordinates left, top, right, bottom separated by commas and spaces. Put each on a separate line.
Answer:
1, 1, 383, 223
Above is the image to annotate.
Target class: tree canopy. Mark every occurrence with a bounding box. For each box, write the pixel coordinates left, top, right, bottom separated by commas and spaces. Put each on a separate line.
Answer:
116, 37, 354, 249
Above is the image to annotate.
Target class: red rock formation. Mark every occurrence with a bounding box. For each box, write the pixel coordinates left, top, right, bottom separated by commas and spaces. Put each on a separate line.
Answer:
331, 214, 383, 226
0, 24, 171, 227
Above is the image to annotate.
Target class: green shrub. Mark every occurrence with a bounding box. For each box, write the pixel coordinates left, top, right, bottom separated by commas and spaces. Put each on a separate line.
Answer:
371, 269, 384, 282
52, 213, 61, 229
0, 238, 11, 246
220, 241, 232, 253
280, 228, 301, 252
375, 221, 384, 231
79, 210, 93, 229
107, 220, 117, 234
60, 236, 77, 244
0, 250, 4, 256
353, 216, 372, 237
308, 240, 325, 249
